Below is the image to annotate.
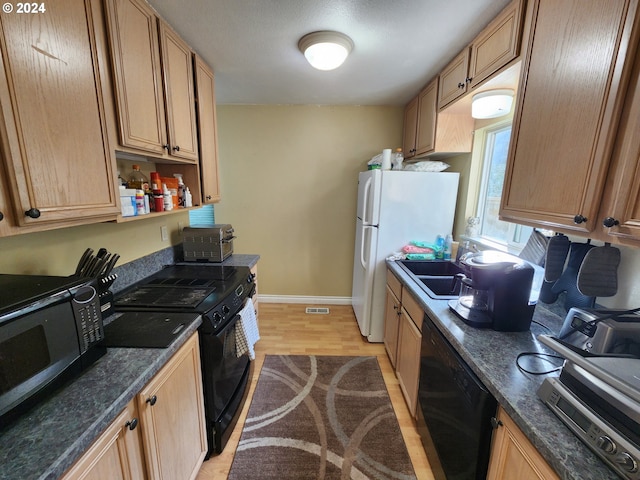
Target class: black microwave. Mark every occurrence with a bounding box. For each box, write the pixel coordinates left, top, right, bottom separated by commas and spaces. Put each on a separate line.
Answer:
0, 274, 106, 426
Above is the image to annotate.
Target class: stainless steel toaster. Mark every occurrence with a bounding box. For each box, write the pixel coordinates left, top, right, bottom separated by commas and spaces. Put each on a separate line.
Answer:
558, 307, 640, 355
182, 225, 235, 262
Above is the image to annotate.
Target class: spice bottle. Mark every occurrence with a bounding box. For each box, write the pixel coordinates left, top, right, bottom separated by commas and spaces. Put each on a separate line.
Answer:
184, 187, 193, 207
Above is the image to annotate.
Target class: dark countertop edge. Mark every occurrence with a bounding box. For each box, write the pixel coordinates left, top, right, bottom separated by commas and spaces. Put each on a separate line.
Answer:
217, 254, 260, 269
386, 260, 618, 480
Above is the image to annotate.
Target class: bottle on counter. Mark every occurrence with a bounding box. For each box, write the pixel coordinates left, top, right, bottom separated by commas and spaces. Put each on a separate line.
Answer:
444, 234, 453, 260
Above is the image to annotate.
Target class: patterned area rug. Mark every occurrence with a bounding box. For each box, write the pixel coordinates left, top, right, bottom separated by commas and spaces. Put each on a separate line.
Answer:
228, 355, 417, 480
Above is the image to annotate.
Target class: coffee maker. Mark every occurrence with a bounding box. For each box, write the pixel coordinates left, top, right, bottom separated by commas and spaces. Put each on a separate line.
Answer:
449, 250, 535, 331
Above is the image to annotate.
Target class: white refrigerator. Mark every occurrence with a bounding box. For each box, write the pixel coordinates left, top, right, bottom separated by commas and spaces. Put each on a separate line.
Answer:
351, 169, 459, 342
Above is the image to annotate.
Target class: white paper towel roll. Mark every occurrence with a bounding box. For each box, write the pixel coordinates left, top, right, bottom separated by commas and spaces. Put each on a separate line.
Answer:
381, 149, 392, 170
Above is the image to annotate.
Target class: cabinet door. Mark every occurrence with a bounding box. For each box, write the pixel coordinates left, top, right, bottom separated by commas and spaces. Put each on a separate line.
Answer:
438, 48, 470, 109
415, 78, 438, 156
194, 55, 221, 203
62, 400, 146, 480
105, 0, 167, 155
159, 22, 198, 161
599, 51, 640, 241
383, 285, 401, 368
138, 333, 207, 480
0, 0, 119, 227
487, 408, 559, 480
402, 96, 418, 159
469, 0, 524, 88
396, 309, 421, 418
500, 0, 640, 233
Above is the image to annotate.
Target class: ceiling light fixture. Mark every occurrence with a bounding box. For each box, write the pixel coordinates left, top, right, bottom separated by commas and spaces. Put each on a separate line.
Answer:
471, 89, 515, 119
298, 31, 353, 71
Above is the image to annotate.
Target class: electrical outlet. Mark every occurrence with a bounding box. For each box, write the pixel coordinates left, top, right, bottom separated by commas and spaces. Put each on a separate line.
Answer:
160, 225, 168, 242
178, 221, 184, 234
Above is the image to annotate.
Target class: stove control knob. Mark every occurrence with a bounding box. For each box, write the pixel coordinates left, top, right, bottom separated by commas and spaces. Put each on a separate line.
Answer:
596, 435, 617, 454
616, 452, 638, 473
222, 305, 230, 315
212, 312, 222, 326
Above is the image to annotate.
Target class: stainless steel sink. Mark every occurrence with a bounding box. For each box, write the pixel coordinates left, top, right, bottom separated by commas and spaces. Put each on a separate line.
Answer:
397, 260, 463, 300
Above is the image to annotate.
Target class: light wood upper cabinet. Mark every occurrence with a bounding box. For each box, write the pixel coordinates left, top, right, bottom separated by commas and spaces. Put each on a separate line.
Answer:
159, 22, 198, 161
438, 48, 470, 110
137, 333, 207, 480
468, 0, 524, 89
194, 54, 221, 203
0, 0, 119, 229
402, 96, 419, 159
404, 77, 473, 160
487, 407, 559, 480
438, 0, 524, 110
500, 0, 640, 233
105, 0, 198, 162
597, 48, 640, 242
415, 79, 438, 155
62, 400, 147, 480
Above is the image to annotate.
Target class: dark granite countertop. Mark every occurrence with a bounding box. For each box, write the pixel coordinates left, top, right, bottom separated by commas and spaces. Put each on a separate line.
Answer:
0, 252, 259, 479
0, 316, 201, 480
387, 260, 618, 480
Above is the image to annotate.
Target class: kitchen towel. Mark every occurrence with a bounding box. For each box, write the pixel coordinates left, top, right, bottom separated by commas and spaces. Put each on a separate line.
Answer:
235, 298, 260, 360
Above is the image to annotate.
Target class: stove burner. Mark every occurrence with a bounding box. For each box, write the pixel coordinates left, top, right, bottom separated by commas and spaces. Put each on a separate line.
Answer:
116, 286, 214, 308
147, 277, 213, 287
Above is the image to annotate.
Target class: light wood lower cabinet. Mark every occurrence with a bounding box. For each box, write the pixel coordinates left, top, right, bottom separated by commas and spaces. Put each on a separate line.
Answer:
62, 400, 146, 480
384, 269, 423, 418
62, 333, 206, 480
383, 284, 401, 368
395, 307, 422, 418
138, 333, 207, 480
487, 407, 559, 480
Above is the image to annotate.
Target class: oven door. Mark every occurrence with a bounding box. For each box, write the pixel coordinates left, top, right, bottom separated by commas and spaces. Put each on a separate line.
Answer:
199, 313, 250, 450
0, 301, 81, 423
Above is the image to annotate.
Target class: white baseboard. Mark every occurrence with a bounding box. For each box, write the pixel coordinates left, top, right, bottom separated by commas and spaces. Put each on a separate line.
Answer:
257, 294, 352, 306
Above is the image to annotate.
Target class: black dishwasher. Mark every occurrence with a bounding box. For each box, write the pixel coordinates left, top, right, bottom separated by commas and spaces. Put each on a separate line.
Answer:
417, 314, 497, 480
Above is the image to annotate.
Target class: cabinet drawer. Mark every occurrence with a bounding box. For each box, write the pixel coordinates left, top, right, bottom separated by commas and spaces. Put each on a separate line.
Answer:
386, 269, 402, 300
401, 290, 423, 332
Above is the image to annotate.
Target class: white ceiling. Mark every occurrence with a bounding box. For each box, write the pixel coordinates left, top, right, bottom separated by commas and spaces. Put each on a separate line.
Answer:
147, 0, 512, 106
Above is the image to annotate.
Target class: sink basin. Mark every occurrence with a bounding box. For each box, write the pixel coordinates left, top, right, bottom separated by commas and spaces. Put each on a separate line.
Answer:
397, 260, 463, 300
399, 260, 464, 276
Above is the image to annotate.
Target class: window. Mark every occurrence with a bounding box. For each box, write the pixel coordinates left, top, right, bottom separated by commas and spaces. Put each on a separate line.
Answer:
476, 124, 532, 249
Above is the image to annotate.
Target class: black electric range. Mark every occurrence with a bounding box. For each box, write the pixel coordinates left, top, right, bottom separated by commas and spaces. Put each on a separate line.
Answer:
109, 263, 256, 457
112, 264, 254, 334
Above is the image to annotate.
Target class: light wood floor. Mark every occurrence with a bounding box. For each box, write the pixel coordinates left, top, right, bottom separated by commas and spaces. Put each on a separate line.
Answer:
196, 303, 434, 480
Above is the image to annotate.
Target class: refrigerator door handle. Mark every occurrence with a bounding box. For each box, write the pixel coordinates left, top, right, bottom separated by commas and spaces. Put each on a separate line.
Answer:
359, 227, 368, 269
360, 176, 373, 224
